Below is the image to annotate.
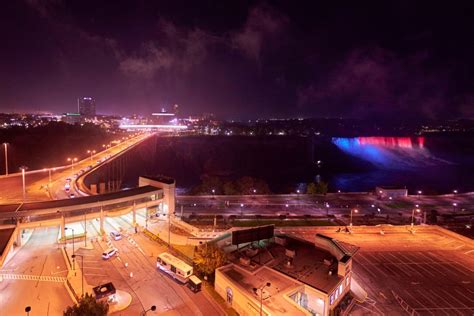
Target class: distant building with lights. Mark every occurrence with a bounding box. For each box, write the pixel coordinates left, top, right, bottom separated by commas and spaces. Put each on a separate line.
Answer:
375, 186, 408, 199
62, 112, 82, 124
78, 97, 96, 116
213, 230, 359, 316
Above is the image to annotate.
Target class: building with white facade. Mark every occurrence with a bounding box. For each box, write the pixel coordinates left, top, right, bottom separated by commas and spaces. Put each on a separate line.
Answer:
214, 232, 358, 316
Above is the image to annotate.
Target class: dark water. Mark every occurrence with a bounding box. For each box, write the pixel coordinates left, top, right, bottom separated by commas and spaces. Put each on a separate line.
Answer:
121, 135, 474, 195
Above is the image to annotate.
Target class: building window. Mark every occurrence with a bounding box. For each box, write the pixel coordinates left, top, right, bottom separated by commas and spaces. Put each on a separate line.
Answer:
330, 294, 334, 305
226, 287, 233, 305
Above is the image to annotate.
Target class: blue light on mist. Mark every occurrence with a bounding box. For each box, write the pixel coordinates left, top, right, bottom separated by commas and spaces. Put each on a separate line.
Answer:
332, 137, 446, 169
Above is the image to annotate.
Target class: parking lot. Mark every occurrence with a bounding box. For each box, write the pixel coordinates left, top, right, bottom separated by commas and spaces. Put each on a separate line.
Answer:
282, 226, 474, 315
72, 213, 223, 315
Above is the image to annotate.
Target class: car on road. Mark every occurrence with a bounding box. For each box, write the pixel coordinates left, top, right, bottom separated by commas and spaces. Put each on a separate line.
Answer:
102, 247, 118, 260
109, 231, 122, 240
69, 193, 75, 198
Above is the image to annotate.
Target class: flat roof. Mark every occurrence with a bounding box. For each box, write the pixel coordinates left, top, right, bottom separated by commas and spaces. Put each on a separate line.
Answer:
220, 265, 305, 315
141, 175, 175, 185
227, 235, 343, 294
1, 185, 161, 214
269, 237, 343, 294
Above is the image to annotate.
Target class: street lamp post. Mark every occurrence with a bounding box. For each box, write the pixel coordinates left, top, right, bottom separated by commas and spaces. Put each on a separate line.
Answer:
145, 203, 148, 230
411, 208, 420, 227
253, 282, 271, 316
87, 150, 96, 162
72, 254, 84, 297
3, 143, 8, 175
142, 305, 157, 315
84, 211, 87, 247
350, 208, 358, 227
20, 166, 28, 201
25, 306, 31, 316
67, 157, 78, 175
452, 203, 457, 213
65, 227, 75, 270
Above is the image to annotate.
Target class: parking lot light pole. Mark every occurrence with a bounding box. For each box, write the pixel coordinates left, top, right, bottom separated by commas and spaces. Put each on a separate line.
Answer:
411, 208, 420, 227
20, 166, 28, 202
72, 254, 84, 297
350, 209, 358, 226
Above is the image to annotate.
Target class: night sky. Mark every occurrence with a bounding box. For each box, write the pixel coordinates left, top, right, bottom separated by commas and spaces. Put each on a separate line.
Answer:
1, 1, 473, 120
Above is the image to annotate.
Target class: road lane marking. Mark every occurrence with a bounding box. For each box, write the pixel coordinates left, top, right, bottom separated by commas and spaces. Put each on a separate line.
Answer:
0, 273, 66, 283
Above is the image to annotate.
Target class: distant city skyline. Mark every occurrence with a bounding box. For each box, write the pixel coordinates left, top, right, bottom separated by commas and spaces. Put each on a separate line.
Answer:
1, 1, 473, 120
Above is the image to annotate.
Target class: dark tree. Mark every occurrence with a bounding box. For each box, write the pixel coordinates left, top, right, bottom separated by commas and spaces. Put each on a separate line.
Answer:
64, 293, 109, 316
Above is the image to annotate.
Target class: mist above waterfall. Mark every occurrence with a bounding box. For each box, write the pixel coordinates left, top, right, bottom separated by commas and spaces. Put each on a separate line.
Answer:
332, 137, 449, 169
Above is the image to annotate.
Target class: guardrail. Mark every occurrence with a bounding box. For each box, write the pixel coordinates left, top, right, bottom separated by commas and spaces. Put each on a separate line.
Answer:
76, 133, 154, 196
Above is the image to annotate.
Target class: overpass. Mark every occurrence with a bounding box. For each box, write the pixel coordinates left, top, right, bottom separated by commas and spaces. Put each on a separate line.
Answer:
0, 132, 152, 202
0, 175, 176, 267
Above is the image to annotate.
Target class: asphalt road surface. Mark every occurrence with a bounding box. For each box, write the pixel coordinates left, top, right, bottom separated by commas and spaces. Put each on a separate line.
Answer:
0, 227, 72, 315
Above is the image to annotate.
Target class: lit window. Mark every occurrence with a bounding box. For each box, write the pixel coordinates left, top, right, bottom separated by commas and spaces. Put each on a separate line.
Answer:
330, 294, 334, 305
339, 284, 343, 293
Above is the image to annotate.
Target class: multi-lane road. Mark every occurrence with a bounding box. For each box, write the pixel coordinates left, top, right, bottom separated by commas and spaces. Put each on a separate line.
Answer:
0, 132, 150, 203
0, 226, 72, 315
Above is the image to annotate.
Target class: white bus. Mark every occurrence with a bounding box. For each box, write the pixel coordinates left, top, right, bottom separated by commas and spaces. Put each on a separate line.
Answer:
157, 252, 193, 283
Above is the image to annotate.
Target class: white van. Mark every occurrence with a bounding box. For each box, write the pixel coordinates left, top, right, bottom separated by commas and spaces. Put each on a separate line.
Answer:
102, 248, 118, 260
110, 231, 122, 241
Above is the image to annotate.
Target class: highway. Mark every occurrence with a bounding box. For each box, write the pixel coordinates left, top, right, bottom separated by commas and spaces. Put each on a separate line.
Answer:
0, 132, 151, 203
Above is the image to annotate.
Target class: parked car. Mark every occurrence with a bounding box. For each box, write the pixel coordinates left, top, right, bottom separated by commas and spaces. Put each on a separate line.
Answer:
110, 231, 122, 241
102, 248, 118, 260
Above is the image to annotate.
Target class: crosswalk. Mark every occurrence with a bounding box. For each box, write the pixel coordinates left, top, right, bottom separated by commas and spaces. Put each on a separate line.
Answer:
0, 273, 66, 283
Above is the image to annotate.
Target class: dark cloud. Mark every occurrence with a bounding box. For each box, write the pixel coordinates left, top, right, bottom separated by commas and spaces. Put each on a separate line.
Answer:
119, 20, 218, 79
1, 1, 473, 119
231, 4, 288, 63
297, 47, 456, 120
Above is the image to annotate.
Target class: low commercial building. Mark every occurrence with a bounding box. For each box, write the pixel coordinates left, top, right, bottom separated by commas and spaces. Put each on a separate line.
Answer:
215, 232, 358, 316
375, 186, 408, 199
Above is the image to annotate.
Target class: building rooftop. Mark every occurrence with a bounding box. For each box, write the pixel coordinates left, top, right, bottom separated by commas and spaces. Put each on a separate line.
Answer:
141, 175, 175, 185
226, 235, 344, 294
220, 264, 305, 315
268, 237, 343, 294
